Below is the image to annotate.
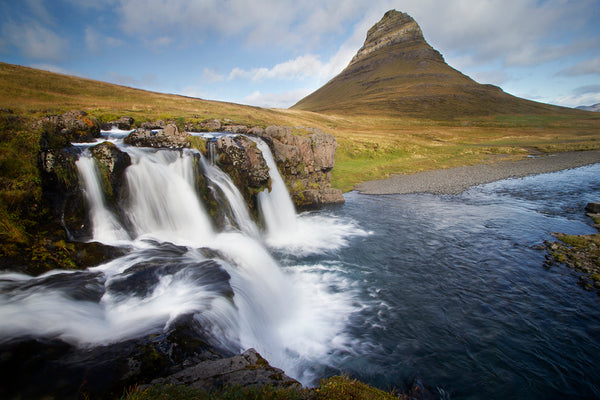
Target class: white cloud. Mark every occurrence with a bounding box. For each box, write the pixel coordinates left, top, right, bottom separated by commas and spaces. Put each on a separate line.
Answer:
241, 89, 313, 108
558, 57, 600, 76
202, 68, 225, 83
574, 85, 600, 96
24, 0, 54, 25
403, 0, 598, 68
85, 27, 125, 53
113, 0, 370, 50
2, 21, 67, 61
228, 55, 326, 82
552, 91, 600, 108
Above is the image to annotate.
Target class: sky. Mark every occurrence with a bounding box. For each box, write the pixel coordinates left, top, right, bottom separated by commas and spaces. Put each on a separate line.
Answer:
0, 0, 599, 109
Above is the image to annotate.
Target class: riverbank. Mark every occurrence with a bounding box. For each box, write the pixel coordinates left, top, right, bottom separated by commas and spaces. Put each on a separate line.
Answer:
355, 150, 600, 195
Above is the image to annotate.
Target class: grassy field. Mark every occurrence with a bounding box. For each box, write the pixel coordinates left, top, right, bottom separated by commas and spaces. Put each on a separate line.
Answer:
2, 61, 600, 194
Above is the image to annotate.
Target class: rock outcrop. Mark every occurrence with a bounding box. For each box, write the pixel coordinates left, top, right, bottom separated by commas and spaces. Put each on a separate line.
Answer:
38, 110, 101, 148
124, 123, 190, 148
257, 126, 344, 208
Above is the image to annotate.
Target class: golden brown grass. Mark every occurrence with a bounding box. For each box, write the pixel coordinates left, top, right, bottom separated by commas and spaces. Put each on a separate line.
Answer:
2, 61, 600, 193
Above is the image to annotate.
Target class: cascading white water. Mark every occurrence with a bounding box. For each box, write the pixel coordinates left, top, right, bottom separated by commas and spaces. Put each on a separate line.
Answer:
0, 131, 366, 385
124, 148, 215, 246
253, 137, 369, 255
75, 154, 130, 244
253, 138, 299, 235
200, 157, 260, 238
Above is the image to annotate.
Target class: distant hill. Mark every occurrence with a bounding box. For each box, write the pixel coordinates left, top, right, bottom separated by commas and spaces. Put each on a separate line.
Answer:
292, 10, 584, 119
577, 103, 600, 112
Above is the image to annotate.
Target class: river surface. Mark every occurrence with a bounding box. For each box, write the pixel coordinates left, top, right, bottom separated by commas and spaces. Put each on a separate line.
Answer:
296, 164, 600, 399
1, 131, 599, 399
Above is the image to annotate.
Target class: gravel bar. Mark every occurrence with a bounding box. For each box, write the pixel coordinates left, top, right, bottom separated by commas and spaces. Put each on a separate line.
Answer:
355, 150, 600, 195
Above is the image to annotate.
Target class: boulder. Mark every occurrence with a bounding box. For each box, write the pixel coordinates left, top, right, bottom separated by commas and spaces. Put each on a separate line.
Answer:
115, 116, 134, 130
124, 124, 190, 149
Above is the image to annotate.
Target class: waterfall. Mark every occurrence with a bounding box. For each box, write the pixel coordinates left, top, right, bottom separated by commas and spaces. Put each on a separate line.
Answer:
251, 138, 299, 236
0, 132, 363, 387
75, 154, 130, 244
207, 141, 217, 165
124, 148, 214, 246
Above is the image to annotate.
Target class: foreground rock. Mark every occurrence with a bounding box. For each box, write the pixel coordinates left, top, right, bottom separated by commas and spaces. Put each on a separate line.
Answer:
148, 348, 300, 392
257, 125, 344, 208
124, 123, 190, 148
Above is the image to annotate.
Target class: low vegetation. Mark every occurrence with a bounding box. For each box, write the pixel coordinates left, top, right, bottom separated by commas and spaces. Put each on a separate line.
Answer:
121, 376, 405, 400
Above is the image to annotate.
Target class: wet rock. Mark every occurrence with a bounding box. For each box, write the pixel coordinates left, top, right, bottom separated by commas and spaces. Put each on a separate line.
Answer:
124, 124, 191, 149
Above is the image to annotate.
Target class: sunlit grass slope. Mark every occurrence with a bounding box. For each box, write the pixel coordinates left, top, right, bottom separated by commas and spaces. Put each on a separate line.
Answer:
1, 61, 599, 194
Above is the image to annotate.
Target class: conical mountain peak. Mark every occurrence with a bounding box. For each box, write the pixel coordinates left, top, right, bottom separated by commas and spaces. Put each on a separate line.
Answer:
292, 10, 570, 118
349, 10, 430, 66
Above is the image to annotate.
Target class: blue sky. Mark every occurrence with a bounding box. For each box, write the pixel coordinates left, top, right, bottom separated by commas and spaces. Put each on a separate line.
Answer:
1, 0, 599, 109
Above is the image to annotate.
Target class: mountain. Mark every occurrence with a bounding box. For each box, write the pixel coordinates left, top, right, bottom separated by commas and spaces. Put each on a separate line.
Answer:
577, 103, 600, 112
292, 10, 581, 118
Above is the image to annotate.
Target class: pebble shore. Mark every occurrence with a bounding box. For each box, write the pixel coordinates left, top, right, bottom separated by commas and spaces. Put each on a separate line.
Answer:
356, 150, 600, 195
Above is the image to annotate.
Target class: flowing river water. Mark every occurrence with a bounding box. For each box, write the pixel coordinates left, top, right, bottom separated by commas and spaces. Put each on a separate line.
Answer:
1, 129, 600, 399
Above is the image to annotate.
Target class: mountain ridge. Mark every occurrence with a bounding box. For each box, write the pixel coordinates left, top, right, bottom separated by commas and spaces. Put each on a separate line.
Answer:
292, 10, 584, 119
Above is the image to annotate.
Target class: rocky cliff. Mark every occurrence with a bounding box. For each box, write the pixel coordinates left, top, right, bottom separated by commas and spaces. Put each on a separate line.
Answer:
292, 9, 579, 118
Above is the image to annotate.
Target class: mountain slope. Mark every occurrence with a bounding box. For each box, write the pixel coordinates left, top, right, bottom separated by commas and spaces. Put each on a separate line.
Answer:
292, 10, 582, 119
